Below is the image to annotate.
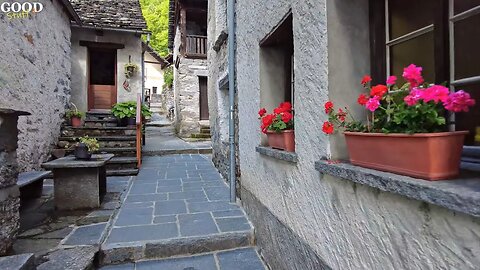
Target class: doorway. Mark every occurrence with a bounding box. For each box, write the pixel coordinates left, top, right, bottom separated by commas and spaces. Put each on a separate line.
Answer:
88, 48, 117, 110
199, 77, 209, 120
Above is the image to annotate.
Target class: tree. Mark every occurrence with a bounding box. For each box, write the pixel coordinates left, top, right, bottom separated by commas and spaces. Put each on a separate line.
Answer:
140, 0, 170, 57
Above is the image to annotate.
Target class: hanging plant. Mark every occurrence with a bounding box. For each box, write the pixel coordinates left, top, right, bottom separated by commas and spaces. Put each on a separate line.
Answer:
124, 63, 139, 78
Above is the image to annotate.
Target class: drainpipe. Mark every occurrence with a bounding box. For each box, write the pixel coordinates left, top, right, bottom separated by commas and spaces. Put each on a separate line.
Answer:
227, 0, 236, 203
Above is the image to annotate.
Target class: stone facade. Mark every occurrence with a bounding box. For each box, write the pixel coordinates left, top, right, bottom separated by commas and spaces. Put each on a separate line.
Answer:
207, 0, 480, 269
0, 0, 72, 172
172, 25, 208, 137
207, 0, 240, 190
70, 28, 143, 112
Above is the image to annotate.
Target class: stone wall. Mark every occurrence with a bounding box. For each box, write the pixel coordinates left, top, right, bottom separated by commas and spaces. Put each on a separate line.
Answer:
70, 28, 143, 112
0, 0, 72, 172
233, 0, 480, 269
172, 24, 208, 137
207, 0, 240, 190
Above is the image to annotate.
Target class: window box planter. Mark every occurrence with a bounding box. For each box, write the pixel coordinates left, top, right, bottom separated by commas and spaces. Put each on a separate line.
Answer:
344, 131, 468, 180
266, 130, 295, 152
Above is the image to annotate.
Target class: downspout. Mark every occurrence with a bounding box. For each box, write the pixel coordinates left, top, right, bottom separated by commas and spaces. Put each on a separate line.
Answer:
227, 0, 236, 202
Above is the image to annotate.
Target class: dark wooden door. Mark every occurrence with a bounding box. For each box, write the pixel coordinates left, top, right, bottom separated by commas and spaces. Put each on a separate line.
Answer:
88, 48, 117, 110
199, 77, 209, 120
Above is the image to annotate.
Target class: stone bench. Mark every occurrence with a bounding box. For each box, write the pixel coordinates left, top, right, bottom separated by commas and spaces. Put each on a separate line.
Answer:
42, 154, 114, 210
18, 171, 51, 201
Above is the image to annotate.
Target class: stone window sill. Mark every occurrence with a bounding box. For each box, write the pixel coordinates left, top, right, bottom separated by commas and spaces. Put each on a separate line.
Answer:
315, 160, 480, 218
256, 146, 297, 163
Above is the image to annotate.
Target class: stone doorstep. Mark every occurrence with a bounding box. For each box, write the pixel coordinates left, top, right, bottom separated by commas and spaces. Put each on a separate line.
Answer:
142, 148, 213, 156
99, 230, 255, 266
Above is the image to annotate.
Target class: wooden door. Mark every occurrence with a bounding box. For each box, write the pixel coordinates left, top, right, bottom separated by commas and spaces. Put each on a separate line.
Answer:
199, 77, 209, 120
88, 49, 117, 110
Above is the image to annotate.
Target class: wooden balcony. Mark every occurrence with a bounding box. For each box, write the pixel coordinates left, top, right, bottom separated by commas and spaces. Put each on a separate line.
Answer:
185, 35, 207, 58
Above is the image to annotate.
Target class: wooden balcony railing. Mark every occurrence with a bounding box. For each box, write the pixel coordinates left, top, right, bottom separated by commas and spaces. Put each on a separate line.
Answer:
185, 35, 207, 58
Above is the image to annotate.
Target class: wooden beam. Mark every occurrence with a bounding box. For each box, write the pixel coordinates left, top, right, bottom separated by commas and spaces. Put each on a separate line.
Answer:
79, 41, 125, 49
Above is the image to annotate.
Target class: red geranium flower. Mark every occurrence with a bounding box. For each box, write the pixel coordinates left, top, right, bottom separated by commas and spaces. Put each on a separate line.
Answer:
324, 101, 334, 113
258, 108, 267, 117
370, 84, 388, 97
337, 108, 346, 122
280, 102, 292, 111
322, 121, 334, 134
361, 75, 372, 86
281, 112, 293, 123
357, 94, 368, 105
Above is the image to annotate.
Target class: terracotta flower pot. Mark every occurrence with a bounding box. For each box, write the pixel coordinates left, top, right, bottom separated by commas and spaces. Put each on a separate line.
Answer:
266, 130, 295, 152
344, 131, 468, 180
71, 116, 82, 127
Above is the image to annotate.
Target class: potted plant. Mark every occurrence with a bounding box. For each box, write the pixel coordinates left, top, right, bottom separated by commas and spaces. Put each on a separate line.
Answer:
258, 102, 295, 152
124, 63, 139, 78
322, 64, 476, 180
74, 136, 99, 160
65, 103, 84, 127
111, 101, 153, 126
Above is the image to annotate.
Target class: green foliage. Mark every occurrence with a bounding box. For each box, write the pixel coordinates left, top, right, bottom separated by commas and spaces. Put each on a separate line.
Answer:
164, 66, 173, 88
111, 101, 152, 119
78, 136, 99, 152
65, 109, 84, 119
140, 0, 170, 56
269, 114, 294, 132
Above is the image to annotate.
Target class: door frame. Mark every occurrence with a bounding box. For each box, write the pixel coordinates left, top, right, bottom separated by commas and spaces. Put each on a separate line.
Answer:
87, 48, 118, 111
199, 76, 209, 120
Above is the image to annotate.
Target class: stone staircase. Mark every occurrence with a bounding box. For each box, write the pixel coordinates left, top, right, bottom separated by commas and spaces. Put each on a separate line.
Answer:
191, 125, 211, 139
56, 111, 139, 176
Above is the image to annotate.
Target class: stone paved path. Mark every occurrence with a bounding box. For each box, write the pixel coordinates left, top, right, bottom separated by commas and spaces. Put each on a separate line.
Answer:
100, 155, 266, 269
143, 126, 211, 155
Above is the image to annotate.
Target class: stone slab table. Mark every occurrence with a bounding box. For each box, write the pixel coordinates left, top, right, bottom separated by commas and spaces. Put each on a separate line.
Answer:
42, 154, 114, 210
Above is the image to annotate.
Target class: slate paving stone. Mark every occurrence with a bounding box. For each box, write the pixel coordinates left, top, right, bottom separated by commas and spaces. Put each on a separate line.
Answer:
155, 200, 188, 215
156, 179, 182, 186
136, 254, 216, 270
153, 215, 177, 224
217, 248, 266, 270
106, 223, 178, 243
204, 187, 230, 201
99, 263, 135, 270
125, 193, 167, 203
63, 223, 107, 245
188, 201, 240, 213
129, 183, 157, 194
215, 217, 251, 232
178, 213, 219, 237
157, 185, 182, 193
182, 181, 226, 190
33, 227, 73, 239
212, 210, 245, 218
115, 208, 153, 226
169, 190, 207, 200
181, 177, 203, 183
123, 202, 154, 209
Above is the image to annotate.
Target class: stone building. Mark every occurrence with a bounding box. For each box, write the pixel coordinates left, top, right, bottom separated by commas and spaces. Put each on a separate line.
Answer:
143, 43, 170, 98
168, 0, 209, 137
208, 0, 480, 269
69, 0, 147, 112
0, 0, 80, 254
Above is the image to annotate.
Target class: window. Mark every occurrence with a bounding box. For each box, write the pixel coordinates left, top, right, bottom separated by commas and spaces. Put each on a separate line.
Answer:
259, 12, 294, 111
152, 86, 158, 94
371, 0, 480, 145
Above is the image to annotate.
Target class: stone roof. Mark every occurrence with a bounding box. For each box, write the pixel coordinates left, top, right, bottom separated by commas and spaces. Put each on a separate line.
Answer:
70, 0, 147, 30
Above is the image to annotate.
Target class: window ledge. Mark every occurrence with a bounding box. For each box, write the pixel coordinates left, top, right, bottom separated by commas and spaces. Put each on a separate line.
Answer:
256, 146, 297, 163
315, 160, 480, 218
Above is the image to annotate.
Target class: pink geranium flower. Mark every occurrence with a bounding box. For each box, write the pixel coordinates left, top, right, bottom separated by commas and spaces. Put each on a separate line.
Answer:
404, 87, 423, 106
386, 76, 397, 86
403, 64, 424, 88
443, 90, 476, 112
422, 85, 450, 103
366, 96, 380, 112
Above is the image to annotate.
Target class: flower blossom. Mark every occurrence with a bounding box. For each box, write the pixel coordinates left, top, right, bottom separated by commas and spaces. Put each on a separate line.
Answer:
324, 101, 334, 113
282, 112, 293, 123
403, 64, 424, 88
386, 76, 397, 86
258, 108, 267, 117
370, 84, 388, 98
443, 90, 476, 112
357, 94, 368, 105
261, 114, 275, 133
422, 85, 450, 103
361, 75, 372, 86
403, 88, 424, 106
322, 121, 334, 134
365, 96, 381, 112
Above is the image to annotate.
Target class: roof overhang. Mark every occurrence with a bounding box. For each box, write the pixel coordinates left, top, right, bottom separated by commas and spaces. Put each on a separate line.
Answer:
57, 0, 82, 25
71, 24, 151, 35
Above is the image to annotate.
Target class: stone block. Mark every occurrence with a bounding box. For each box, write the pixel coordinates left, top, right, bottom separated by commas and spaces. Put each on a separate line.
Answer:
37, 246, 98, 270
63, 223, 107, 246
0, 253, 35, 270
215, 217, 251, 232
217, 248, 266, 270
136, 254, 216, 270
154, 200, 187, 215
178, 213, 219, 237
106, 223, 179, 244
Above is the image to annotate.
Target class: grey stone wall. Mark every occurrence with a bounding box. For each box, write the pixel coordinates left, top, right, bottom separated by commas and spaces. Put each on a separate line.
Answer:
0, 0, 72, 172
232, 0, 480, 269
172, 24, 208, 137
70, 28, 143, 112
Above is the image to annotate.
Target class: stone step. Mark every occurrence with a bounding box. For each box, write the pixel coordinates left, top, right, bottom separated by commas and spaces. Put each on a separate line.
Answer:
200, 127, 210, 133
107, 168, 139, 176
57, 147, 137, 158
58, 136, 136, 149
62, 126, 136, 137
191, 133, 211, 139
142, 147, 212, 156
106, 157, 138, 171
84, 118, 119, 128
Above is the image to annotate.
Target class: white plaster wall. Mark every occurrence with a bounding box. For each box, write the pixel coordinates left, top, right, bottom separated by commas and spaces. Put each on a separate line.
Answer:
236, 0, 480, 269
70, 28, 142, 111
144, 53, 164, 94
0, 0, 71, 171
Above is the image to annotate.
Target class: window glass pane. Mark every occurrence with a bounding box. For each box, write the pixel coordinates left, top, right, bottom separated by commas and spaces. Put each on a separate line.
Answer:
454, 13, 480, 80
455, 83, 480, 145
454, 0, 480, 14
389, 0, 435, 39
390, 32, 435, 84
